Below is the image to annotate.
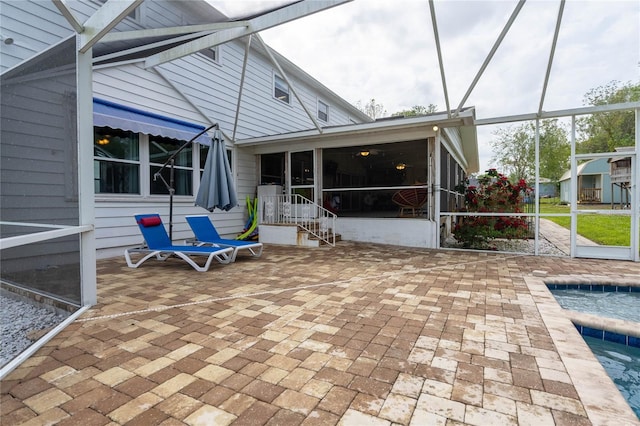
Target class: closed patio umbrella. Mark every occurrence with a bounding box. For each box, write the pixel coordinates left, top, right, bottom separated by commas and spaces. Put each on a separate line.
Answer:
195, 129, 237, 212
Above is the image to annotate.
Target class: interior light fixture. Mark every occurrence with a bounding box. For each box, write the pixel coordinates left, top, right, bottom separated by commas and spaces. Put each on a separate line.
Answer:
359, 150, 370, 157
97, 137, 110, 145
396, 163, 406, 171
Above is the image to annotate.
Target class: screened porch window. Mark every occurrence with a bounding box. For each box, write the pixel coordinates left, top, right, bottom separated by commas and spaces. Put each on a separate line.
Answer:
260, 152, 285, 185
323, 140, 429, 217
291, 150, 314, 201
440, 147, 466, 212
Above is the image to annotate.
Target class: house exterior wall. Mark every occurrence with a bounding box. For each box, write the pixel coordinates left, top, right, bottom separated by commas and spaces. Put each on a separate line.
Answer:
336, 218, 437, 247
2, 0, 369, 259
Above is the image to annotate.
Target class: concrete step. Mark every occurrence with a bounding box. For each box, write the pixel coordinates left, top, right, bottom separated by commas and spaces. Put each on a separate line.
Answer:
259, 223, 338, 247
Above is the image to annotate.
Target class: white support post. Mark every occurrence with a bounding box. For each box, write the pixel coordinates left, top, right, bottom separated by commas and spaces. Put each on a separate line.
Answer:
633, 109, 639, 261
534, 119, 540, 256
570, 116, 577, 258
77, 37, 97, 306
434, 134, 441, 247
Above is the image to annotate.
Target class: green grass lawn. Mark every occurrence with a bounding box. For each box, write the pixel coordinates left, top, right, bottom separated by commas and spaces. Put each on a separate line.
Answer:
538, 200, 632, 246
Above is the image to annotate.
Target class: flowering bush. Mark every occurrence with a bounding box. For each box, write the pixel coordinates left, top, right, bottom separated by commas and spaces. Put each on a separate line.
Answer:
453, 169, 532, 248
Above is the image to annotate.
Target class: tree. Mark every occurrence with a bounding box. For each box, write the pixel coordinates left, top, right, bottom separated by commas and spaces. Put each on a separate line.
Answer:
490, 124, 534, 181
577, 80, 640, 153
489, 119, 570, 182
356, 98, 386, 119
538, 119, 570, 182
392, 104, 438, 117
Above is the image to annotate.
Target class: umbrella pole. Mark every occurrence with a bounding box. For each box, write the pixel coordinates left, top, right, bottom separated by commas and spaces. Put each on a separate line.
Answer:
169, 159, 175, 241
152, 124, 218, 241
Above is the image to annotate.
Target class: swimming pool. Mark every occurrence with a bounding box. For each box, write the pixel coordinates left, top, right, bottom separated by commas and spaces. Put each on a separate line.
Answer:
582, 336, 640, 418
548, 283, 640, 419
548, 284, 640, 323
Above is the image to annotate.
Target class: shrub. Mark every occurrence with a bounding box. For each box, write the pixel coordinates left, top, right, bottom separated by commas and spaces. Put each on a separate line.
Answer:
453, 169, 532, 248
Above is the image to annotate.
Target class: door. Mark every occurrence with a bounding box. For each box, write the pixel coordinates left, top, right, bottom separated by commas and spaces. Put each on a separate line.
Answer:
571, 151, 638, 261
289, 150, 315, 201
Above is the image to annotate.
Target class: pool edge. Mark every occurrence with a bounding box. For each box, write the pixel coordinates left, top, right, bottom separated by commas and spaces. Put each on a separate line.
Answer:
525, 275, 640, 425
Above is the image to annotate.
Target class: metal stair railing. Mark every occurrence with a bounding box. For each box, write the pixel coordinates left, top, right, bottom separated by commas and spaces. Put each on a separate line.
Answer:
259, 194, 336, 246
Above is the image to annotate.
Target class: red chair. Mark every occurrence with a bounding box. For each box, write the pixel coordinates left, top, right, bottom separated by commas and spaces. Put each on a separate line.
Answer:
392, 188, 427, 217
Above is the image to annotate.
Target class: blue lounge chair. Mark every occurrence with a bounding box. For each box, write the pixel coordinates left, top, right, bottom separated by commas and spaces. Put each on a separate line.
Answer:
125, 213, 234, 272
186, 215, 263, 262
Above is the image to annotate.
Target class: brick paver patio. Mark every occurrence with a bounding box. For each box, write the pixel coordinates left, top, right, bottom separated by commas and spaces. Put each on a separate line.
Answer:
2, 241, 639, 425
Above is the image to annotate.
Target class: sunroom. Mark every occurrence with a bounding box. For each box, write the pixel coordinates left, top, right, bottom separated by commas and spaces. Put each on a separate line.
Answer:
238, 109, 478, 248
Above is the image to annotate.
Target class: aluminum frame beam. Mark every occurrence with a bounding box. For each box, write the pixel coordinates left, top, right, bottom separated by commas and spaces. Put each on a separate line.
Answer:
51, 0, 84, 33
144, 0, 351, 69
475, 101, 640, 125
79, 0, 144, 53
454, 0, 526, 117
101, 21, 250, 43
255, 33, 323, 134
429, 0, 451, 118
538, 0, 565, 115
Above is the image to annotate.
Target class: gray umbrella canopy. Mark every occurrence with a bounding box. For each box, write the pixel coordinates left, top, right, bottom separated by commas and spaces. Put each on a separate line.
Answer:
195, 129, 238, 212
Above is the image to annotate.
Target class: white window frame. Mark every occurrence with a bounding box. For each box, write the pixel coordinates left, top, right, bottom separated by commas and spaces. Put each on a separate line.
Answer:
273, 73, 290, 104
199, 45, 221, 66
94, 130, 207, 200
317, 99, 329, 122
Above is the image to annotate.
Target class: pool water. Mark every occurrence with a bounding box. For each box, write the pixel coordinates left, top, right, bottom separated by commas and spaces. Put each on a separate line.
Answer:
548, 284, 640, 419
550, 288, 640, 322
583, 336, 640, 419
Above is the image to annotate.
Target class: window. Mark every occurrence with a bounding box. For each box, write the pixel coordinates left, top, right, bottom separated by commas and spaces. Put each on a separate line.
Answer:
318, 100, 329, 122
200, 46, 220, 64
94, 127, 140, 194
149, 136, 193, 196
94, 127, 208, 197
199, 145, 232, 178
260, 152, 285, 185
291, 150, 314, 200
274, 74, 290, 104
322, 140, 429, 217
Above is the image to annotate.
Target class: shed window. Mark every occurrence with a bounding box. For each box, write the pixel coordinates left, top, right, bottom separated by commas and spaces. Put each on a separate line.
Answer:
274, 74, 290, 104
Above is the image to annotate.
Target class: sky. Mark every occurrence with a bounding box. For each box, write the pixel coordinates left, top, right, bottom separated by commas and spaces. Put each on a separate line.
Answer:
220, 0, 639, 172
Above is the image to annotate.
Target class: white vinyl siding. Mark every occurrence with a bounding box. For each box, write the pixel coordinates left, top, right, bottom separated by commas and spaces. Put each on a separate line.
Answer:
3, 0, 368, 259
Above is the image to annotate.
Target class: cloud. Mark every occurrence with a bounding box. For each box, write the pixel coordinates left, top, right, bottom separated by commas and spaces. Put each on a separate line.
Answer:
258, 0, 638, 171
